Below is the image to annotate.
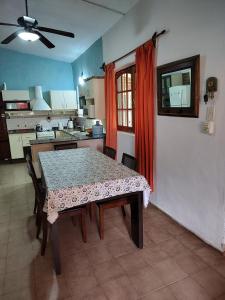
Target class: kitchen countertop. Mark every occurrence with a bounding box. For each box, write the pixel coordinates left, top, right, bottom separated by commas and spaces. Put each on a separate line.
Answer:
8, 129, 36, 134
30, 129, 104, 145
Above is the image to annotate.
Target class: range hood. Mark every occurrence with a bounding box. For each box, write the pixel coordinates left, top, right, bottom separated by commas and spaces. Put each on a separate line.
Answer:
32, 86, 51, 111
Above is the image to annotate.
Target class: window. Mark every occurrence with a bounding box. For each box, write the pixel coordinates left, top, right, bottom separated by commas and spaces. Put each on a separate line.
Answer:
116, 66, 135, 132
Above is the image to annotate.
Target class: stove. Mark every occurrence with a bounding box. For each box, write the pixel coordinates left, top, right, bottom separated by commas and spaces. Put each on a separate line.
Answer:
36, 130, 55, 139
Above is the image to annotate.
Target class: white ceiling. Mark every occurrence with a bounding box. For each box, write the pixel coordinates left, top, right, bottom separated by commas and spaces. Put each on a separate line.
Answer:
0, 0, 138, 62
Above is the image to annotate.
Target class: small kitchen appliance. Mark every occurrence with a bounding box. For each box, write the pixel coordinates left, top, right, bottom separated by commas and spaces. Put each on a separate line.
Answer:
67, 119, 74, 129
35, 124, 43, 132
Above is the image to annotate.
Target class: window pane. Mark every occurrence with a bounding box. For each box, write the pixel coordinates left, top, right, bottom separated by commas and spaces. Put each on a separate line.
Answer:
117, 94, 122, 109
122, 93, 127, 108
117, 76, 122, 92
127, 73, 132, 90
123, 111, 127, 126
128, 110, 132, 127
118, 110, 122, 126
128, 92, 132, 109
122, 74, 127, 91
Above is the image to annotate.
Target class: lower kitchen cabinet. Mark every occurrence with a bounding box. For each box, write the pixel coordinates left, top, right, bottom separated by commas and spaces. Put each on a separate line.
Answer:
9, 132, 36, 159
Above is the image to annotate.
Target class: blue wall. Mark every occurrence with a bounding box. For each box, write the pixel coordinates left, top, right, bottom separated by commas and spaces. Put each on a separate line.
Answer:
72, 38, 104, 87
0, 48, 74, 103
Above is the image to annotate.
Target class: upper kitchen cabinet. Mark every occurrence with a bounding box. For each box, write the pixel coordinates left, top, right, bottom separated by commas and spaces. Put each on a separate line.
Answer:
50, 90, 77, 110
79, 77, 105, 120
2, 90, 30, 101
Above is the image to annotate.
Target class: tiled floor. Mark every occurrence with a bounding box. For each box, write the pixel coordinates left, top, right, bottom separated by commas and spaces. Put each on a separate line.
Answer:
1, 162, 225, 300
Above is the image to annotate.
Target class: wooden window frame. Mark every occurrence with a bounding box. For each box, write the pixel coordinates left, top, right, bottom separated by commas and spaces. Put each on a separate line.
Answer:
116, 65, 136, 133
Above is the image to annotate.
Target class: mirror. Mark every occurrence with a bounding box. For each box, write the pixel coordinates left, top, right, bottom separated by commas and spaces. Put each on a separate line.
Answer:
157, 55, 200, 117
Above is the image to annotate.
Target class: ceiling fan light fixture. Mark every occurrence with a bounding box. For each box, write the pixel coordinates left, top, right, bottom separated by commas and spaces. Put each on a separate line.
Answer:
18, 30, 39, 41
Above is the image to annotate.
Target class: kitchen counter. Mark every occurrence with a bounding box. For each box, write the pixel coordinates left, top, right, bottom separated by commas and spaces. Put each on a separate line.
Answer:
30, 129, 104, 145
31, 129, 104, 161
30, 135, 103, 145
8, 129, 36, 134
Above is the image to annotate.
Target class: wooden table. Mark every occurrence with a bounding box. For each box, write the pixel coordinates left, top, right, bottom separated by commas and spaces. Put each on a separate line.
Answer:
39, 148, 150, 274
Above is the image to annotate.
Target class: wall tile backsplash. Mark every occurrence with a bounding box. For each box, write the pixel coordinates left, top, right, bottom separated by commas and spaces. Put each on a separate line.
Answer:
6, 116, 71, 130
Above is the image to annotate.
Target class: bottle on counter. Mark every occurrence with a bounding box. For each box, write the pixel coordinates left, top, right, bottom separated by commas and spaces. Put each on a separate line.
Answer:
92, 121, 103, 138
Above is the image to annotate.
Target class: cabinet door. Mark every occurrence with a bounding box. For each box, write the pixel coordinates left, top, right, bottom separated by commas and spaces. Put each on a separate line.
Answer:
50, 91, 65, 110
63, 91, 77, 109
21, 133, 36, 147
9, 134, 24, 159
92, 78, 105, 120
2, 90, 30, 101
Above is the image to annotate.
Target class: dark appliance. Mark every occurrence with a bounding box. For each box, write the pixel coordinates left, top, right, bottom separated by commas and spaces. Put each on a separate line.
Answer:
0, 97, 11, 160
4, 101, 30, 111
35, 124, 43, 132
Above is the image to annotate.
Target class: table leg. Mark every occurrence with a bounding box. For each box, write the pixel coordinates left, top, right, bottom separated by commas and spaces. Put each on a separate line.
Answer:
130, 191, 143, 248
51, 221, 61, 275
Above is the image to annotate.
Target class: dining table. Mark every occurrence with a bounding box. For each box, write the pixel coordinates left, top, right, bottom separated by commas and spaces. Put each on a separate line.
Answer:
38, 147, 151, 274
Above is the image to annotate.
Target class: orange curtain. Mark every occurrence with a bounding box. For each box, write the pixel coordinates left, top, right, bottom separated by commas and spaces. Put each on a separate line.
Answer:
135, 40, 155, 190
105, 63, 117, 149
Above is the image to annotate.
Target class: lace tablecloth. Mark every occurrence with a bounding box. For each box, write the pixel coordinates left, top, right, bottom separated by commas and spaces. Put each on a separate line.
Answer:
39, 148, 151, 223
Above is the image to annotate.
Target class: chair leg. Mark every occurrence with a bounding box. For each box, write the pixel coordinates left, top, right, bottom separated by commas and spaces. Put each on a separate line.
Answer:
80, 209, 87, 243
36, 207, 42, 238
89, 202, 96, 221
99, 206, 104, 240
41, 214, 48, 256
33, 194, 38, 215
121, 205, 126, 217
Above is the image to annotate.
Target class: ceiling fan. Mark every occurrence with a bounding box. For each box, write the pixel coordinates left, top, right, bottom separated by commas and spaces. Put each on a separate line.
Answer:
0, 0, 75, 48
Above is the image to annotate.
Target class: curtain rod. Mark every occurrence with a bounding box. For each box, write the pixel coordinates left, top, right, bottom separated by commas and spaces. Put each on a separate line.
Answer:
100, 29, 167, 71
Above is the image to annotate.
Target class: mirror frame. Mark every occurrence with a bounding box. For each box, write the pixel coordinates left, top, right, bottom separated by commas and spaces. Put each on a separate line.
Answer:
157, 55, 200, 117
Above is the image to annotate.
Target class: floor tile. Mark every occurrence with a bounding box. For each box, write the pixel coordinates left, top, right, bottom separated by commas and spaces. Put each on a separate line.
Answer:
174, 253, 208, 275
158, 238, 191, 258
86, 244, 113, 265
213, 261, 225, 278
140, 286, 176, 300
101, 275, 138, 300
169, 277, 211, 300
67, 274, 98, 299
145, 226, 172, 244
192, 267, 225, 298
194, 246, 225, 266
117, 251, 148, 273
106, 238, 136, 257
36, 277, 71, 300
81, 286, 108, 300
93, 259, 125, 284
176, 232, 205, 250
128, 266, 164, 296
152, 258, 188, 285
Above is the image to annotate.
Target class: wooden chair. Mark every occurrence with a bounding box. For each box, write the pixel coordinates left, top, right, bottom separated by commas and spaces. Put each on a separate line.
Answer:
41, 204, 87, 256
88, 145, 117, 221
26, 155, 87, 257
97, 153, 137, 240
103, 146, 116, 160
26, 154, 45, 237
54, 142, 77, 151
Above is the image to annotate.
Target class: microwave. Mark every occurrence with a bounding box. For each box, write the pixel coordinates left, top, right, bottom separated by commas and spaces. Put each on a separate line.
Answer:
4, 101, 30, 111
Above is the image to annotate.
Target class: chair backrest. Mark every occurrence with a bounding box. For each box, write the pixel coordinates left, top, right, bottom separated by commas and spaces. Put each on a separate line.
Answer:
54, 142, 78, 151
26, 154, 40, 196
103, 146, 116, 160
121, 153, 137, 171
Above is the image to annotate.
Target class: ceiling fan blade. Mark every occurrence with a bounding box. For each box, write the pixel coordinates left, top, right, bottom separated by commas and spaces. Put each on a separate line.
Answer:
0, 22, 20, 27
37, 26, 74, 38
1, 31, 19, 44
34, 31, 55, 48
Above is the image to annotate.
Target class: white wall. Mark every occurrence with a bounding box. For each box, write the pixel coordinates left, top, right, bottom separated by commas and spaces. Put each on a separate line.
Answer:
102, 0, 225, 251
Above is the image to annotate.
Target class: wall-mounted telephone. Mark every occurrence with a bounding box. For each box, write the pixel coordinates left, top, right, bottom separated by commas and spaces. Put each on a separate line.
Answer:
201, 77, 217, 135
204, 77, 218, 104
